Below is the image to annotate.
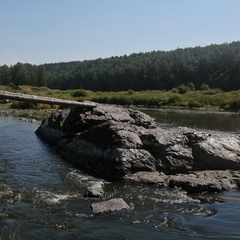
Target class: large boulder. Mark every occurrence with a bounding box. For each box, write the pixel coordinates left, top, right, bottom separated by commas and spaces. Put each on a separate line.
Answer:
192, 134, 240, 170
36, 103, 240, 184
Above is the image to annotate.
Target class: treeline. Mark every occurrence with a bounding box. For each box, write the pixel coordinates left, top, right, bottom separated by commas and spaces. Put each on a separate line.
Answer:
0, 41, 240, 91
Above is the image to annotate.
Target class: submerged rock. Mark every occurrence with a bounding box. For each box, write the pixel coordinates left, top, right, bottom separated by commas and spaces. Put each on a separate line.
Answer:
84, 181, 104, 198
35, 103, 240, 193
19, 117, 37, 123
91, 198, 129, 214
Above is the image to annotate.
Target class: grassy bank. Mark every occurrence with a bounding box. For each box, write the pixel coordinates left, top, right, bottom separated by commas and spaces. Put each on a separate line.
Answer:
1, 85, 240, 113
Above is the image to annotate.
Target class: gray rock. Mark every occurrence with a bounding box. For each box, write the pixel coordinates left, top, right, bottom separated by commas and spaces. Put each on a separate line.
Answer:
84, 182, 104, 198
36, 103, 240, 192
192, 134, 240, 170
35, 111, 65, 145
91, 198, 129, 214
36, 104, 159, 179
125, 171, 168, 186
19, 118, 37, 123
169, 170, 239, 193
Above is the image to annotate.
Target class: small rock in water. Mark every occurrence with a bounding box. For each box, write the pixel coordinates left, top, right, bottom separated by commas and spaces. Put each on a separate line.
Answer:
84, 181, 104, 198
91, 198, 129, 214
19, 117, 37, 123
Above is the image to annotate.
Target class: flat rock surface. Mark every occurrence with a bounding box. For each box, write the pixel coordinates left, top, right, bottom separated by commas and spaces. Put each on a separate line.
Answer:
169, 170, 239, 193
125, 170, 240, 193
125, 171, 168, 186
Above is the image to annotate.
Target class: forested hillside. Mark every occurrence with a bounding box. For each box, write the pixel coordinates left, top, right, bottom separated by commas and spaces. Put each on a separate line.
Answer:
0, 41, 240, 91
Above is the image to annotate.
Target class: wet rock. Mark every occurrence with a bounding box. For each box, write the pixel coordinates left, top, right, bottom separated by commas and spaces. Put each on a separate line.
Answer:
169, 170, 239, 193
19, 117, 37, 123
140, 128, 195, 174
36, 104, 158, 179
0, 99, 10, 104
36, 103, 240, 190
125, 171, 169, 186
35, 112, 66, 145
61, 104, 157, 135
84, 182, 104, 198
196, 196, 225, 204
91, 198, 129, 214
192, 134, 240, 170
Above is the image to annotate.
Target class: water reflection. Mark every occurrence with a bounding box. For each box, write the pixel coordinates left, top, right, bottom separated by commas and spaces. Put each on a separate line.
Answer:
141, 108, 240, 132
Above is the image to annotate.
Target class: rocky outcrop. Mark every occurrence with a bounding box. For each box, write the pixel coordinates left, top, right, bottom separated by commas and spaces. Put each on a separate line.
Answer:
35, 103, 240, 192
36, 104, 158, 179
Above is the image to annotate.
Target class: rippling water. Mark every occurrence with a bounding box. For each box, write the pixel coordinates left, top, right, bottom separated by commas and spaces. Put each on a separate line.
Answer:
141, 108, 240, 133
0, 112, 240, 239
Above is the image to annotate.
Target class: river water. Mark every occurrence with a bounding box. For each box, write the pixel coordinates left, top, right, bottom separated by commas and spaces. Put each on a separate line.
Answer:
0, 109, 240, 239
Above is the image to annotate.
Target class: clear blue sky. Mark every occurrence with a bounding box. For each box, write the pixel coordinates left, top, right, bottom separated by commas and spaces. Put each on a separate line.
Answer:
1, 0, 240, 66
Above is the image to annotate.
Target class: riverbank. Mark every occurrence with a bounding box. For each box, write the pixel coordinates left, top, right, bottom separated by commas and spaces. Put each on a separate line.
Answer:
0, 104, 53, 120
1, 85, 240, 111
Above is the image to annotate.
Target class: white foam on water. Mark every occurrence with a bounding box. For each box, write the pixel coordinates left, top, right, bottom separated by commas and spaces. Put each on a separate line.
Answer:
33, 188, 80, 206
66, 169, 102, 186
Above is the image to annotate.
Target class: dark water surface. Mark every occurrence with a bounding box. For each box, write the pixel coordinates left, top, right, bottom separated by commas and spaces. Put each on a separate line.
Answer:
0, 110, 240, 239
141, 108, 240, 133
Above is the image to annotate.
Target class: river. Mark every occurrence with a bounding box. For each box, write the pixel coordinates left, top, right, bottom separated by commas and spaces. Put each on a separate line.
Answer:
0, 109, 240, 239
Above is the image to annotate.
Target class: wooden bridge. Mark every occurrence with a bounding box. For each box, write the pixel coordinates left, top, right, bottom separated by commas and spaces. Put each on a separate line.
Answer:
0, 91, 97, 108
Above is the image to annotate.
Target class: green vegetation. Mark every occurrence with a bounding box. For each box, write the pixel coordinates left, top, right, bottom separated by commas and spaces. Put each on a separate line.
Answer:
0, 41, 240, 93
0, 41, 240, 112
1, 85, 240, 111
11, 101, 38, 109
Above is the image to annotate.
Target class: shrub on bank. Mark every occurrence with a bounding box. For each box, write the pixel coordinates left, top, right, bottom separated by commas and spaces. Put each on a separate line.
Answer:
177, 84, 189, 94
228, 100, 240, 110
171, 88, 178, 93
71, 89, 88, 97
167, 95, 181, 105
11, 101, 37, 109
127, 89, 134, 95
108, 96, 133, 105
91, 96, 133, 105
203, 88, 223, 95
187, 100, 203, 109
31, 87, 50, 92
91, 96, 109, 103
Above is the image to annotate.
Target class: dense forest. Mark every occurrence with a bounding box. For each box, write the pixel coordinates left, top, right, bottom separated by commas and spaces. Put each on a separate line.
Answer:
0, 41, 240, 91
